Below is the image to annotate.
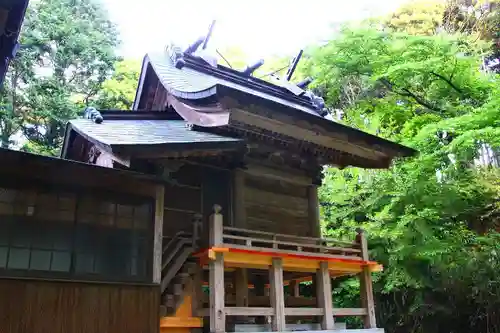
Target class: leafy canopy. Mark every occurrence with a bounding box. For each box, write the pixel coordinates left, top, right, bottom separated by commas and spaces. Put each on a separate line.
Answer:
0, 0, 120, 155
308, 20, 499, 332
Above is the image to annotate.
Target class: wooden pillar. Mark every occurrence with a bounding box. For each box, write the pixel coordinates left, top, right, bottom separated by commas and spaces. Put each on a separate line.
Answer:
357, 228, 377, 328
234, 269, 249, 307
153, 185, 164, 284
289, 280, 300, 297
209, 205, 225, 333
233, 268, 249, 323
307, 185, 321, 238
310, 274, 317, 298
316, 261, 334, 330
254, 275, 267, 325
209, 204, 223, 246
233, 170, 249, 322
269, 258, 286, 331
210, 252, 225, 333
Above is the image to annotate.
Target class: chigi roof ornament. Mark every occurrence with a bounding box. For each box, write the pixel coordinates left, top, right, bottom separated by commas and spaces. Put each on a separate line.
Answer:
165, 24, 330, 118
274, 49, 329, 117
166, 43, 185, 69
166, 20, 218, 69
188, 20, 218, 67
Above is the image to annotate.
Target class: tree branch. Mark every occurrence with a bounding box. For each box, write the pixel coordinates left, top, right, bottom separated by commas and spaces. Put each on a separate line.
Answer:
430, 71, 463, 95
378, 77, 445, 114
400, 88, 445, 114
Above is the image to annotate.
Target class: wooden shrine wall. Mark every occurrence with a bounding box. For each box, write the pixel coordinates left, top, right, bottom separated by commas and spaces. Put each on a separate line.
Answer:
242, 173, 313, 237
162, 163, 231, 241
160, 160, 318, 240
163, 163, 203, 237
0, 278, 159, 333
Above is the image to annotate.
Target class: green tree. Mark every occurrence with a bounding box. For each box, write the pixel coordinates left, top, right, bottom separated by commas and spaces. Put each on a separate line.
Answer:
308, 25, 500, 332
0, 0, 120, 154
95, 59, 141, 110
384, 0, 446, 35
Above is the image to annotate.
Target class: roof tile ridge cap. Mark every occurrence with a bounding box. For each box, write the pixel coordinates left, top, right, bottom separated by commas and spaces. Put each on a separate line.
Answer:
83, 107, 103, 124
165, 43, 185, 69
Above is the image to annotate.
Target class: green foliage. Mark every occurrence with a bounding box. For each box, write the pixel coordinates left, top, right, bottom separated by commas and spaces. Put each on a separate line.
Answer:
312, 24, 500, 332
95, 59, 141, 110
384, 0, 446, 35
0, 0, 120, 154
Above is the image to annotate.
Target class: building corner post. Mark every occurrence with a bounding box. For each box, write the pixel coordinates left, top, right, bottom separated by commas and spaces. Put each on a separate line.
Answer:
209, 204, 225, 333
356, 228, 377, 328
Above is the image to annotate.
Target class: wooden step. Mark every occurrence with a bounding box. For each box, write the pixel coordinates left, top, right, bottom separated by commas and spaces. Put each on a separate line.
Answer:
161, 246, 193, 292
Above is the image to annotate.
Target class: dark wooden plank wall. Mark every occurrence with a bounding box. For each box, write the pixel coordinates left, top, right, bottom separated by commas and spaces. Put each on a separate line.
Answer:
244, 174, 311, 236
0, 278, 159, 333
163, 163, 203, 237
162, 163, 232, 244
162, 161, 312, 238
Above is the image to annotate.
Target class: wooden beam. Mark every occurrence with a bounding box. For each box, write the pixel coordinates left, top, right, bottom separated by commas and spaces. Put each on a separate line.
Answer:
160, 317, 204, 328
202, 294, 316, 307
316, 261, 334, 330
230, 108, 387, 161
210, 252, 225, 333
225, 307, 274, 316
269, 258, 286, 331
153, 185, 164, 284
357, 229, 377, 329
307, 185, 321, 238
285, 308, 324, 316
244, 163, 312, 186
333, 308, 368, 316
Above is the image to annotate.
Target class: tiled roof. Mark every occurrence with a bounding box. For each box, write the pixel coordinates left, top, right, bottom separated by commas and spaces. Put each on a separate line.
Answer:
69, 118, 242, 147
147, 53, 218, 99
141, 52, 322, 117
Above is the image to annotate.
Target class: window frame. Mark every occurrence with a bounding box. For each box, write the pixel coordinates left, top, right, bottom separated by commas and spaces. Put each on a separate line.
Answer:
0, 176, 155, 284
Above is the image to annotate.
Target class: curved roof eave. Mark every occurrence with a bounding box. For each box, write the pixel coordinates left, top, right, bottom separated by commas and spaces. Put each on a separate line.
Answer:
133, 53, 219, 110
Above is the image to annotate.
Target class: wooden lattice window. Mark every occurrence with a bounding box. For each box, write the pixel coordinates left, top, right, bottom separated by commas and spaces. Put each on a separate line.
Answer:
0, 183, 153, 282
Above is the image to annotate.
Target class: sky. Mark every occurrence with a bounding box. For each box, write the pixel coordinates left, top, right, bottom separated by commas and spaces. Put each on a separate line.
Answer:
103, 0, 410, 61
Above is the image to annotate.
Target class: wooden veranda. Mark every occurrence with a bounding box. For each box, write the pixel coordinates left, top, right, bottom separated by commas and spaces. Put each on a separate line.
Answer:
180, 205, 380, 333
